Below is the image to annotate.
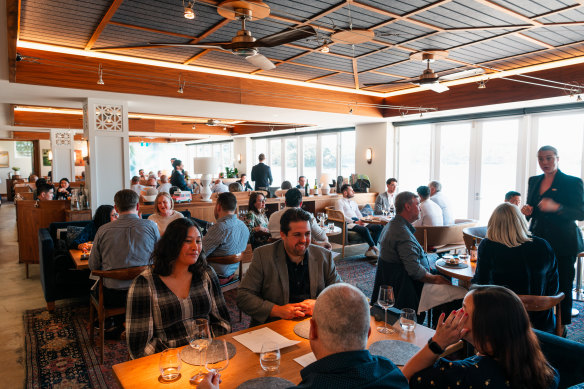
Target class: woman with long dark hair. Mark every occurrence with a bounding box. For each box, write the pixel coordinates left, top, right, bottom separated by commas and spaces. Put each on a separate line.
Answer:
126, 218, 231, 359
55, 177, 72, 200
471, 202, 559, 333
245, 191, 270, 248
403, 285, 559, 389
69, 204, 117, 249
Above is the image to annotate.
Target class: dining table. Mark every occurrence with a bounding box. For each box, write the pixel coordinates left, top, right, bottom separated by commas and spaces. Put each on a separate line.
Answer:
69, 249, 89, 270
435, 257, 476, 288
113, 315, 459, 389
360, 215, 391, 225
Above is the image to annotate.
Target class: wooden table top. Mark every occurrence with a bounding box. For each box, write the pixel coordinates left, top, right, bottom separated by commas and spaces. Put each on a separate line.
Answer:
435, 259, 476, 282
324, 226, 342, 236
113, 316, 441, 389
360, 216, 390, 225
69, 249, 89, 270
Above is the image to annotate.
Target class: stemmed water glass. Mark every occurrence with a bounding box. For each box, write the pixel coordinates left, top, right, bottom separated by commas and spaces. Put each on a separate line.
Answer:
189, 318, 212, 384
382, 206, 388, 218
205, 339, 229, 373
377, 285, 396, 334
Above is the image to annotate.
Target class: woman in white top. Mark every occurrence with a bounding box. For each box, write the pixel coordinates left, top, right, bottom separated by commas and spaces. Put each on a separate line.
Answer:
148, 192, 184, 235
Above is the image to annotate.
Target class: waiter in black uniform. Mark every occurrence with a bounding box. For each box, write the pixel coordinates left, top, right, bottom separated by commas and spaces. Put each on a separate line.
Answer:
251, 153, 273, 191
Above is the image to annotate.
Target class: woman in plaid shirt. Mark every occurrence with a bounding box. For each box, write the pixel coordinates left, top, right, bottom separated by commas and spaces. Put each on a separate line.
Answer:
126, 218, 231, 359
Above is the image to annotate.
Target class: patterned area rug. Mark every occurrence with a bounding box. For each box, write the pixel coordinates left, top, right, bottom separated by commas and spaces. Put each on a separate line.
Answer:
24, 255, 584, 388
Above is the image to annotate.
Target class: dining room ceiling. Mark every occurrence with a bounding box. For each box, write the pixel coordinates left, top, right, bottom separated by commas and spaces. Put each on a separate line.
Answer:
15, 0, 584, 95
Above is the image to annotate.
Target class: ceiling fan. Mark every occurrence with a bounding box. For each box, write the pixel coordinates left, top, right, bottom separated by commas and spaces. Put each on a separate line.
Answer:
149, 0, 315, 70
363, 50, 485, 93
182, 118, 308, 129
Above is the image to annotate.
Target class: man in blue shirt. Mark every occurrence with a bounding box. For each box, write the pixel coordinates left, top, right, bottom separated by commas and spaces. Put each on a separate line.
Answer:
203, 192, 249, 279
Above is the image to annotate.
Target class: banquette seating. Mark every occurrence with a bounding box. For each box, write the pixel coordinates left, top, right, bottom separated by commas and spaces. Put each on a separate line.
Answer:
38, 220, 93, 311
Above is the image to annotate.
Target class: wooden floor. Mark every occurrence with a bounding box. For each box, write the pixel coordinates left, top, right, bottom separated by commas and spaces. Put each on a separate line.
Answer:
0, 203, 46, 387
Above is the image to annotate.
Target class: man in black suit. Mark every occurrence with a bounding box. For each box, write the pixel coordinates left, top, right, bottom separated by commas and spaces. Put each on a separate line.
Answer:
522, 145, 584, 329
250, 153, 273, 191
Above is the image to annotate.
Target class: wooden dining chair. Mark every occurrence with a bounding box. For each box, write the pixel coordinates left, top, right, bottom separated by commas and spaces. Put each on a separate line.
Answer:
89, 266, 148, 363
518, 292, 565, 336
325, 206, 366, 257
207, 253, 244, 322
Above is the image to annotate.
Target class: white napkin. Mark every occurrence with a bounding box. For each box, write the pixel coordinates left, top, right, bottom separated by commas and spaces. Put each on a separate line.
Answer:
294, 352, 316, 367
418, 283, 467, 314
233, 327, 300, 353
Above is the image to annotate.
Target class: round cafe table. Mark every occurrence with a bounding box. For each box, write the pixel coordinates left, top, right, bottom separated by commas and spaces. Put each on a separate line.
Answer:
324, 226, 342, 237
435, 259, 476, 288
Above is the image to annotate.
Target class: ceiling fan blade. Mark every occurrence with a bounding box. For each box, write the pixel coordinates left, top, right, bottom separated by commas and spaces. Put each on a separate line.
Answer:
149, 42, 228, 50
246, 54, 276, 70
254, 25, 316, 47
362, 80, 412, 87
439, 68, 485, 81
422, 82, 449, 93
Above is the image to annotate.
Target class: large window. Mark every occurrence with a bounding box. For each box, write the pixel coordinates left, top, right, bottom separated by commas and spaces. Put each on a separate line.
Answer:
251, 130, 355, 187
536, 112, 584, 177
439, 122, 471, 220
190, 141, 233, 176
397, 124, 431, 193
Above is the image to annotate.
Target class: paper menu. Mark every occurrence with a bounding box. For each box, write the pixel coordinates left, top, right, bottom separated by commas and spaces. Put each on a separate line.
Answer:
294, 352, 316, 367
233, 327, 300, 353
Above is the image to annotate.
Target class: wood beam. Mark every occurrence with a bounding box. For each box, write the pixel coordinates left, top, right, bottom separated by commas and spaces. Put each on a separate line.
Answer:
183, 49, 212, 65
516, 33, 555, 49
352, 58, 359, 89
6, 0, 21, 82
305, 72, 339, 82
473, 0, 541, 26
108, 21, 197, 40
85, 0, 124, 50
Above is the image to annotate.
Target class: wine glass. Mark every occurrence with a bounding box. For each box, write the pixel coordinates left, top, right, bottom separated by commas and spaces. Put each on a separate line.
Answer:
189, 319, 212, 384
382, 206, 388, 218
205, 339, 229, 373
321, 212, 328, 226
377, 285, 396, 334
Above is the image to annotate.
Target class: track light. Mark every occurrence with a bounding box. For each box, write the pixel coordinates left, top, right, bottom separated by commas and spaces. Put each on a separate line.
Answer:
183, 0, 196, 19
97, 64, 104, 85
177, 75, 185, 93
578, 95, 582, 102
192, 124, 196, 130
478, 80, 486, 89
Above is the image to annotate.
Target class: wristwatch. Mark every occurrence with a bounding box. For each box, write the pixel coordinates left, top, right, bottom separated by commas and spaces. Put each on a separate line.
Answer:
427, 337, 444, 355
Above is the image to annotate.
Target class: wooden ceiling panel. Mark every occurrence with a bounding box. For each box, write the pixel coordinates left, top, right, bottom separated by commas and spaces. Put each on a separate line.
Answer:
95, 23, 191, 48
352, 0, 432, 16
261, 63, 334, 81
492, 0, 575, 19
111, 0, 224, 37
523, 26, 584, 46
20, 0, 111, 48
316, 73, 355, 88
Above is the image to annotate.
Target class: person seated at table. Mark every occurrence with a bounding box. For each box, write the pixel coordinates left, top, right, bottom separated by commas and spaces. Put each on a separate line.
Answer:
374, 178, 398, 215
70, 204, 118, 249
238, 173, 253, 191
228, 182, 242, 192
245, 191, 271, 249
371, 191, 451, 324
130, 176, 143, 196
54, 177, 72, 200
296, 175, 307, 189
403, 285, 559, 389
37, 183, 54, 200
200, 283, 408, 389
335, 184, 384, 258
170, 159, 192, 192
413, 186, 443, 227
147, 192, 184, 236
126, 218, 231, 359
211, 179, 229, 193
268, 188, 331, 249
89, 190, 160, 335
237, 208, 342, 326
157, 174, 172, 194
138, 169, 146, 180
471, 202, 559, 333
203, 192, 249, 281
275, 180, 293, 197
428, 181, 454, 225
505, 190, 522, 206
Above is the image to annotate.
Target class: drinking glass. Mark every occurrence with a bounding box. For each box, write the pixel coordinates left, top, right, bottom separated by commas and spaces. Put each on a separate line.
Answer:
327, 222, 334, 231
189, 318, 212, 383
205, 339, 229, 373
321, 212, 328, 225
382, 207, 388, 218
377, 285, 396, 334
259, 342, 281, 372
400, 308, 417, 332
159, 348, 181, 381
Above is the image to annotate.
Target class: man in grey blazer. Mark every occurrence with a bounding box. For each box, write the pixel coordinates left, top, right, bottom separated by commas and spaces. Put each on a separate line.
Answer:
374, 178, 398, 215
237, 208, 342, 325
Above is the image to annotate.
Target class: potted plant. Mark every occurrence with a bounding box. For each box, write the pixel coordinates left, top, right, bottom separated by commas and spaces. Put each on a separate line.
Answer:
225, 167, 239, 178
12, 166, 21, 179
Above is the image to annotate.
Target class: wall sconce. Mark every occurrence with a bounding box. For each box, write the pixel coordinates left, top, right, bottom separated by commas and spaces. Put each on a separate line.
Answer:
365, 148, 373, 164
237, 153, 242, 164
48, 151, 53, 161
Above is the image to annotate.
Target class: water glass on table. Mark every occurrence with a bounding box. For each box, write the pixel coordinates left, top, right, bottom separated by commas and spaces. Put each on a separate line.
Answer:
189, 318, 212, 384
159, 348, 182, 381
377, 285, 396, 334
400, 308, 417, 332
205, 339, 229, 373
259, 342, 281, 372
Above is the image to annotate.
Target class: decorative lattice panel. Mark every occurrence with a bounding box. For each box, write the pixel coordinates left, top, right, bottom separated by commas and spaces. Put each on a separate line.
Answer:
95, 105, 123, 132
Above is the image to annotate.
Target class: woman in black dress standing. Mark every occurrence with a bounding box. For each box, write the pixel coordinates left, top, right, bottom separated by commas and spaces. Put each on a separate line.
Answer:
521, 145, 584, 331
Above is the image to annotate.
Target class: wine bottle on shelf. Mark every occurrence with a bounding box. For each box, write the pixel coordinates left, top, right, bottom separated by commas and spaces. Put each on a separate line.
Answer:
305, 183, 309, 196
314, 179, 319, 195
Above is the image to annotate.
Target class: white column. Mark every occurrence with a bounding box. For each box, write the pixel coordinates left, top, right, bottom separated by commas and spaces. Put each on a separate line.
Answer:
355, 122, 394, 193
233, 137, 253, 175
83, 99, 130, 213
49, 129, 75, 181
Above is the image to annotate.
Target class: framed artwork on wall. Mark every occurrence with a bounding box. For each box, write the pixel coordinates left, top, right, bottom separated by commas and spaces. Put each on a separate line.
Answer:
0, 151, 8, 167
74, 150, 85, 166
42, 149, 52, 166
